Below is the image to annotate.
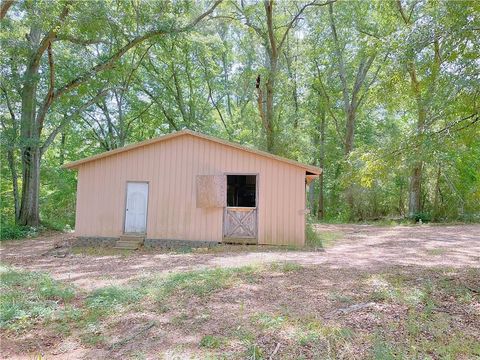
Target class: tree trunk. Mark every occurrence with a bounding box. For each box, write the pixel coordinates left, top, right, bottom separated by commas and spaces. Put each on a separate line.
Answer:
408, 162, 423, 217
432, 165, 442, 220
407, 64, 426, 218
59, 130, 66, 165
308, 182, 315, 212
317, 109, 326, 220
398, 181, 404, 216
344, 109, 355, 155
18, 59, 41, 226
344, 108, 356, 217
265, 71, 276, 152
6, 148, 20, 220
115, 90, 126, 147
19, 147, 41, 226
221, 52, 232, 119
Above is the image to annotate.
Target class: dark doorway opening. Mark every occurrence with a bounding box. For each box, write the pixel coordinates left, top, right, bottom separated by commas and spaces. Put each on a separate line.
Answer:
227, 175, 256, 207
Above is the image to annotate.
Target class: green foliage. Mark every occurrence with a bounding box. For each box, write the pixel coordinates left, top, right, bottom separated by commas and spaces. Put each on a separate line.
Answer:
39, 166, 77, 230
410, 212, 432, 223
0, 0, 478, 227
0, 223, 37, 241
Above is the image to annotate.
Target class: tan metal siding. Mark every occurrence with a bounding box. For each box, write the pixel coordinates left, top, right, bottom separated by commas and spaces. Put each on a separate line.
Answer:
74, 134, 306, 245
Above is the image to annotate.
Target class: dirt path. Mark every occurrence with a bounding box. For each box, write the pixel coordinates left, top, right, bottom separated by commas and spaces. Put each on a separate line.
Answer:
1, 224, 479, 360
1, 224, 479, 291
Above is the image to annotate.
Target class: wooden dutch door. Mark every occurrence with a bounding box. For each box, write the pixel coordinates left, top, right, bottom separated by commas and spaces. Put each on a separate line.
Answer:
196, 174, 258, 244
224, 174, 257, 244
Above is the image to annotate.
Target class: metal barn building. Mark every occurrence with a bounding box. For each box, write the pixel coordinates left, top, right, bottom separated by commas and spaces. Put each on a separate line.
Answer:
65, 130, 322, 248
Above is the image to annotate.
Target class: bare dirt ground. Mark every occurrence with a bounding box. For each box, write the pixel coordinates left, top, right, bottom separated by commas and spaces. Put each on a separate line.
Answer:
1, 224, 479, 291
1, 224, 479, 359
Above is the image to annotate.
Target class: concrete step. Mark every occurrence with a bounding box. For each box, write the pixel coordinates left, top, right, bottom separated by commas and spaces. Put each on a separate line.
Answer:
114, 243, 140, 249
120, 235, 145, 242
114, 245, 138, 250
116, 240, 142, 244
114, 244, 139, 249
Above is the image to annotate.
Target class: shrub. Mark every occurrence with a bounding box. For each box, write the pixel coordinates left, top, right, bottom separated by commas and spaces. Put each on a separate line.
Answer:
305, 221, 323, 248
0, 223, 37, 241
411, 212, 432, 223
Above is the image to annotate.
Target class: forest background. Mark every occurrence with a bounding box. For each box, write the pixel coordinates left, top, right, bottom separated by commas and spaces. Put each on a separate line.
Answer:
1, 0, 479, 238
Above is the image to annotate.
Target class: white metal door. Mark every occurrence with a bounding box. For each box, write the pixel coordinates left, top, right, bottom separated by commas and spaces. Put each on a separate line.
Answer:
124, 182, 148, 233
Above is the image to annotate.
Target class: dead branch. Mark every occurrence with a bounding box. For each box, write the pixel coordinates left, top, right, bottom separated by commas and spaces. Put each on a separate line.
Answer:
109, 321, 156, 351
269, 342, 281, 359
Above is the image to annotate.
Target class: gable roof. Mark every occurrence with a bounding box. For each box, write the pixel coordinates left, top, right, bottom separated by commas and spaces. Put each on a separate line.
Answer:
63, 130, 322, 174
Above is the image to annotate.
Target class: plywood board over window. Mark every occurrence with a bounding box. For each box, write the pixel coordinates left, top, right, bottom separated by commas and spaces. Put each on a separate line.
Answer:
196, 175, 226, 208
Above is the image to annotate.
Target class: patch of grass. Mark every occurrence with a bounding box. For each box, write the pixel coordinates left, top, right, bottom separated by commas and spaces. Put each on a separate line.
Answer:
171, 312, 189, 325
49, 305, 81, 336
437, 272, 478, 303
175, 246, 194, 254
296, 320, 324, 346
366, 270, 478, 309
269, 261, 303, 273
372, 335, 400, 360
426, 247, 447, 256
366, 275, 401, 303
193, 244, 303, 254
251, 312, 286, 330
0, 265, 75, 330
293, 318, 355, 357
86, 286, 143, 312
129, 351, 147, 360
365, 270, 480, 359
376, 321, 480, 359
200, 335, 224, 349
80, 331, 106, 346
233, 326, 256, 344
306, 222, 343, 249
297, 330, 321, 346
328, 291, 355, 304
80, 285, 145, 331
318, 231, 344, 248
150, 266, 259, 300
244, 343, 264, 359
